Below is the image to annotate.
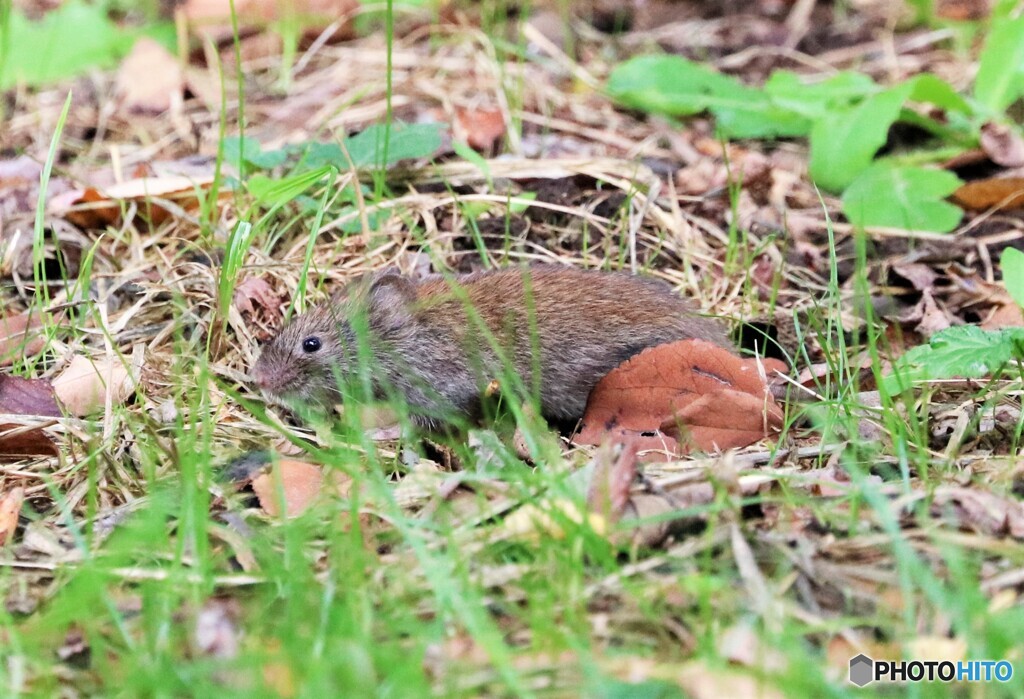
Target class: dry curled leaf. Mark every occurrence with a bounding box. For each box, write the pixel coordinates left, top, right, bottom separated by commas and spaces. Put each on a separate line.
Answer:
980, 122, 1024, 168
574, 340, 786, 458
51, 355, 135, 417
0, 487, 25, 545
952, 177, 1024, 211
454, 106, 506, 153
49, 175, 217, 230
232, 276, 282, 317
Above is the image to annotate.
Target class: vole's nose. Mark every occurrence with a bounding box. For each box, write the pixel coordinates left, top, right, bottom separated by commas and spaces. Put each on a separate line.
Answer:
251, 368, 273, 392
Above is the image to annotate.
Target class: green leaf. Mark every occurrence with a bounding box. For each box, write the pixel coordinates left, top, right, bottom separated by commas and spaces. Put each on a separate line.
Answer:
0, 1, 130, 89
975, 15, 1024, 114
247, 166, 335, 207
842, 164, 963, 232
606, 55, 809, 139
342, 122, 444, 168
1000, 247, 1024, 308
809, 83, 913, 192
509, 191, 537, 214
883, 325, 1024, 393
294, 142, 346, 170
907, 73, 972, 114
453, 140, 491, 175
763, 70, 878, 118
223, 137, 288, 171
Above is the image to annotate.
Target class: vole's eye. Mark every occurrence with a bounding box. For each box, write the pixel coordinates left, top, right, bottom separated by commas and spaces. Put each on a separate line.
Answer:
301, 337, 322, 353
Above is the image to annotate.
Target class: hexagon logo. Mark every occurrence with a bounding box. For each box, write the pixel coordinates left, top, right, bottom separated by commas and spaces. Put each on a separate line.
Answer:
849, 653, 874, 687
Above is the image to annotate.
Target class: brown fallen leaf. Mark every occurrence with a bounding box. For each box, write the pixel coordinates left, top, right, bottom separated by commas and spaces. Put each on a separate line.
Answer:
981, 302, 1024, 329
574, 340, 786, 458
0, 375, 61, 458
49, 175, 217, 230
232, 276, 282, 318
51, 355, 135, 418
0, 309, 56, 366
115, 38, 183, 114
0, 375, 61, 417
936, 0, 991, 20
980, 122, 1024, 168
0, 487, 25, 545
952, 177, 1024, 211
454, 106, 507, 153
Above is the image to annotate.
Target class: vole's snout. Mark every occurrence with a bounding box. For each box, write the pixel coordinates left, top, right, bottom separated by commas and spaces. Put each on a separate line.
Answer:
250, 357, 282, 396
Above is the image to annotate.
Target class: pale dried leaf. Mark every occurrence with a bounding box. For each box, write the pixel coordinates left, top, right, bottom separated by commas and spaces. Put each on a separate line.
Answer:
252, 459, 324, 518
0, 487, 24, 545
115, 38, 182, 114
52, 355, 135, 417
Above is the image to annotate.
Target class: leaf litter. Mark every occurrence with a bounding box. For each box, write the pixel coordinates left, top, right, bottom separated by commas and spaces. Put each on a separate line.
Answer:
3, 0, 1024, 694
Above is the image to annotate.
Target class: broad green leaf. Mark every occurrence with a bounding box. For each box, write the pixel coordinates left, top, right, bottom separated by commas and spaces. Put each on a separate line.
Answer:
247, 166, 335, 207
294, 142, 346, 169
0, 1, 130, 89
223, 137, 288, 171
842, 164, 963, 232
1000, 247, 1024, 309
883, 325, 1024, 393
343, 122, 444, 168
606, 55, 809, 138
809, 83, 913, 192
763, 70, 877, 118
907, 73, 972, 114
975, 16, 1024, 114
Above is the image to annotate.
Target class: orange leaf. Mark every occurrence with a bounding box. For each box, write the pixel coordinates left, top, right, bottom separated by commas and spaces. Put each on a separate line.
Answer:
0, 487, 24, 545
50, 176, 216, 229
574, 340, 785, 458
454, 107, 506, 152
252, 459, 324, 518
952, 178, 1024, 211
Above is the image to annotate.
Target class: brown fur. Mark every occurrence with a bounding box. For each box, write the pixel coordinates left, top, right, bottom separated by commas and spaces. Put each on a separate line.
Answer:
252, 266, 732, 429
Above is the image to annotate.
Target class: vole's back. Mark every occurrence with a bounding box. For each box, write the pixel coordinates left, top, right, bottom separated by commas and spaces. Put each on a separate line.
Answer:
386, 266, 730, 425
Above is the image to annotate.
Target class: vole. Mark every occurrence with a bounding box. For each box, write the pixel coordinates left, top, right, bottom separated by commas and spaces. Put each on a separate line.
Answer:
251, 266, 731, 430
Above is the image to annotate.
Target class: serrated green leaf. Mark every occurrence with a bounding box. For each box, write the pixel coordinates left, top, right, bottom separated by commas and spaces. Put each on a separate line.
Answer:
842, 164, 963, 232
809, 83, 914, 192
884, 325, 1024, 393
606, 55, 809, 138
975, 15, 1024, 114
1000, 247, 1024, 309
0, 1, 130, 89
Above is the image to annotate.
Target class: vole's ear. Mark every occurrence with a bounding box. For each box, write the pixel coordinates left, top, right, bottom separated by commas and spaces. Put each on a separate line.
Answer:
367, 272, 416, 332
